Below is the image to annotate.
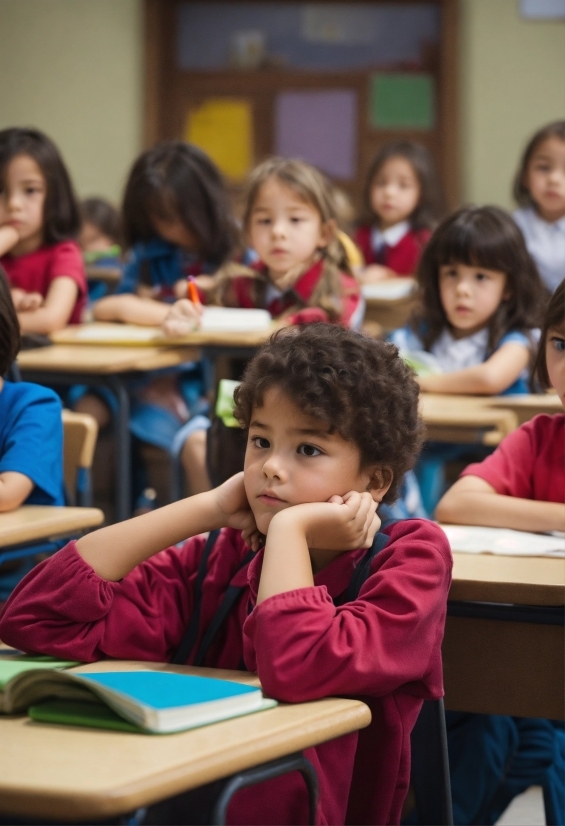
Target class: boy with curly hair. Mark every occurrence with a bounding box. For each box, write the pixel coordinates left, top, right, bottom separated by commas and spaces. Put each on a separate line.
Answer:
0, 324, 451, 826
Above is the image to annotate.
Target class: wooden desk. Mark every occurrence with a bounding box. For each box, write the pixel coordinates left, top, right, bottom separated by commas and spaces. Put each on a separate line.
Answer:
362, 279, 417, 332
86, 265, 122, 284
419, 394, 519, 445
0, 661, 371, 822
486, 393, 561, 426
18, 345, 198, 522
445, 548, 565, 719
0, 505, 104, 549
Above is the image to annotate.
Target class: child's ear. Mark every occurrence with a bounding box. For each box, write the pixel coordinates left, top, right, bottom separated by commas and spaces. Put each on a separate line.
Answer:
366, 466, 393, 503
318, 218, 337, 250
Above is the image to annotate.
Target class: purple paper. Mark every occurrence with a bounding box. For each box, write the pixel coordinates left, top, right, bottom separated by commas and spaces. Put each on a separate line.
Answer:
274, 90, 357, 180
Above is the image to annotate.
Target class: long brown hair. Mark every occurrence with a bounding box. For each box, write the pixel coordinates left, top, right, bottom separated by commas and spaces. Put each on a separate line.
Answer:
0, 266, 20, 375
513, 121, 565, 208
362, 141, 444, 230
534, 279, 565, 388
238, 157, 352, 322
411, 206, 547, 353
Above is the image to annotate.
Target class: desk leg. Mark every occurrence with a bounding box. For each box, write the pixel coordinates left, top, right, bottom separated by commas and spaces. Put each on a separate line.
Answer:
107, 377, 131, 523
209, 752, 319, 825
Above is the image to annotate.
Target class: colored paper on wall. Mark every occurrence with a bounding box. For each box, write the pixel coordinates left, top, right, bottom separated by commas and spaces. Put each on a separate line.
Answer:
370, 74, 434, 130
275, 89, 357, 180
185, 98, 253, 181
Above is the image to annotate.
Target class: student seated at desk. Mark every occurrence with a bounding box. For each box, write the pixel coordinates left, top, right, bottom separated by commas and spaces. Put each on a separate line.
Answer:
0, 325, 452, 826
435, 281, 565, 826
0, 267, 64, 601
390, 206, 547, 514
0, 128, 87, 334
79, 196, 122, 302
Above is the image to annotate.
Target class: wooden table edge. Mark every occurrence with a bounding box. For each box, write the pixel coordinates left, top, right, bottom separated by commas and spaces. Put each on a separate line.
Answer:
0, 700, 370, 821
0, 508, 104, 549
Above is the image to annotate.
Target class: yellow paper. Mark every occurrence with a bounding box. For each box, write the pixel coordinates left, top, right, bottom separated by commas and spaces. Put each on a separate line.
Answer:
185, 99, 253, 181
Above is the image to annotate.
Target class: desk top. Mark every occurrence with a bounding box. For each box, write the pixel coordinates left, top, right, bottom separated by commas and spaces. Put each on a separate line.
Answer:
50, 321, 273, 349
0, 506, 104, 549
419, 394, 519, 445
0, 660, 371, 821
450, 550, 565, 606
17, 344, 200, 375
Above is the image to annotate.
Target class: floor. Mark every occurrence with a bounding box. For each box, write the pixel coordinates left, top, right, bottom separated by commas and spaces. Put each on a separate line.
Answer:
495, 786, 545, 826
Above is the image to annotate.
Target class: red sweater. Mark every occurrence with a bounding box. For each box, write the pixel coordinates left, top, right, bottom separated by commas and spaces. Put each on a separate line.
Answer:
354, 225, 431, 276
224, 259, 362, 328
1, 241, 87, 324
0, 519, 451, 826
461, 413, 565, 503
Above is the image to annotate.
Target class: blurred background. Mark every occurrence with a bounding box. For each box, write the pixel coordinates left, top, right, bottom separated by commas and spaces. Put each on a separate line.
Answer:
0, 0, 563, 213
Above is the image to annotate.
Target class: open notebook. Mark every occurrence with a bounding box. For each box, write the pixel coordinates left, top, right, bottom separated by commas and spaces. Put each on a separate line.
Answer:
441, 525, 565, 557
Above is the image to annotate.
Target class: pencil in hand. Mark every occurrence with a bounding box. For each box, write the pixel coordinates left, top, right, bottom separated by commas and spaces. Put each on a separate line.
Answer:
187, 276, 201, 305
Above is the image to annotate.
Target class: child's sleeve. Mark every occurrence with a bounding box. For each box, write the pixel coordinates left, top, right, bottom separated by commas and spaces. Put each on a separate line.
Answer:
0, 536, 208, 663
48, 242, 87, 298
243, 520, 452, 703
460, 420, 536, 499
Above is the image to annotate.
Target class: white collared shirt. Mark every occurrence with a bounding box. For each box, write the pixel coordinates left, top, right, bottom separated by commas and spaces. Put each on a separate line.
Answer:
514, 206, 565, 292
371, 220, 410, 254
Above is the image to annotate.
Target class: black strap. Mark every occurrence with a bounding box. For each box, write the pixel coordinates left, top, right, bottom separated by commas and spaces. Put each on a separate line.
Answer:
171, 529, 221, 665
335, 531, 391, 606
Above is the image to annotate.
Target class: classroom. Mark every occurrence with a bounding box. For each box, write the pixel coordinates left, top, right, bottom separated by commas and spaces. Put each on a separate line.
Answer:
0, 0, 564, 824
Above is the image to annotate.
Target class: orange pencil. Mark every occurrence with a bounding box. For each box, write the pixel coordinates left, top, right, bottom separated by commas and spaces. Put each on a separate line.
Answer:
187, 276, 201, 305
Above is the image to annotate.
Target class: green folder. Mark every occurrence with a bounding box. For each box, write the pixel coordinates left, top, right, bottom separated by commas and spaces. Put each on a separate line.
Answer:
370, 73, 435, 130
29, 700, 144, 733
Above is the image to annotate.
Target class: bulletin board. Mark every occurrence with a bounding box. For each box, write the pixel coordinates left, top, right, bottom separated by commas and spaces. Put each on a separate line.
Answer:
143, 0, 459, 211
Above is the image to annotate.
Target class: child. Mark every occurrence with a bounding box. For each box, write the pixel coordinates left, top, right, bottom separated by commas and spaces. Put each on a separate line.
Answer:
391, 206, 546, 396
513, 121, 565, 294
0, 128, 87, 333
0, 324, 452, 826
79, 197, 123, 302
354, 141, 442, 283
0, 266, 65, 600
77, 142, 236, 495
162, 157, 363, 336
436, 281, 565, 826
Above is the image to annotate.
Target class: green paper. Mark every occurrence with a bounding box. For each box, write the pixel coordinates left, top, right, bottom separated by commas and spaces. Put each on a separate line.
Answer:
0, 656, 80, 690
370, 74, 434, 130
215, 379, 241, 428
29, 700, 144, 733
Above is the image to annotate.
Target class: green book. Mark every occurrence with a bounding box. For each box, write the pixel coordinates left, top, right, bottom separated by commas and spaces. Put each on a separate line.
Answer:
0, 655, 80, 713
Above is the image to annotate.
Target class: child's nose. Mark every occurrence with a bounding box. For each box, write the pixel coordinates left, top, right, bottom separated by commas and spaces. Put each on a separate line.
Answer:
271, 218, 286, 237
262, 453, 285, 480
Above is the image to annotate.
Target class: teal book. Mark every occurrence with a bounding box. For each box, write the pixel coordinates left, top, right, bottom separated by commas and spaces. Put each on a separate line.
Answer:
24, 670, 276, 733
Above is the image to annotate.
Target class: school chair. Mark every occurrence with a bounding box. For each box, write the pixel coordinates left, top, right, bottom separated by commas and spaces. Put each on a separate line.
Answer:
61, 410, 98, 507
410, 697, 453, 825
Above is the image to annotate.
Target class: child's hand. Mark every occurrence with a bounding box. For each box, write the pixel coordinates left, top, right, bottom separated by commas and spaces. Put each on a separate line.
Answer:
173, 278, 188, 299
359, 264, 397, 284
276, 491, 380, 552
0, 224, 20, 256
212, 472, 262, 551
13, 291, 44, 312
161, 298, 204, 337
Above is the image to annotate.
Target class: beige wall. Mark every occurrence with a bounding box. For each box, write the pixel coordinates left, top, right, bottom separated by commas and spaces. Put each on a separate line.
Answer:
0, 0, 143, 204
459, 0, 565, 209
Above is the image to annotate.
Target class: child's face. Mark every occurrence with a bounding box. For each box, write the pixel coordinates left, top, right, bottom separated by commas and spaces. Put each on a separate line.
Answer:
243, 387, 378, 535
0, 154, 46, 255
439, 262, 509, 338
248, 177, 331, 287
546, 325, 565, 407
151, 213, 199, 252
370, 156, 420, 229
79, 221, 115, 253
525, 137, 565, 222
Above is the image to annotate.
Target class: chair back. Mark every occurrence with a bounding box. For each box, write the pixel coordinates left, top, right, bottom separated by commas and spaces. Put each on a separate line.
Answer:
62, 410, 98, 507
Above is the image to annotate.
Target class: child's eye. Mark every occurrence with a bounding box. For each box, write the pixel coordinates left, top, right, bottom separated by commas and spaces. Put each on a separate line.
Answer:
550, 337, 565, 352
297, 443, 322, 457
475, 272, 489, 281
250, 435, 270, 449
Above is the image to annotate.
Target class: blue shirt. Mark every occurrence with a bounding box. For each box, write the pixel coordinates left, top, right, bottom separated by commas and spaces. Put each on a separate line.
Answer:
0, 381, 65, 506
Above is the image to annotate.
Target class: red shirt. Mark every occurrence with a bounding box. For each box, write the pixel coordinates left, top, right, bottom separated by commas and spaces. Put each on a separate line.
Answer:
224, 259, 363, 328
461, 414, 565, 503
0, 519, 451, 826
354, 225, 431, 276
1, 241, 87, 324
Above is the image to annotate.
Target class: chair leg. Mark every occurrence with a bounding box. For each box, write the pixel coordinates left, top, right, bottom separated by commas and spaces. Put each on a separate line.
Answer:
411, 698, 454, 825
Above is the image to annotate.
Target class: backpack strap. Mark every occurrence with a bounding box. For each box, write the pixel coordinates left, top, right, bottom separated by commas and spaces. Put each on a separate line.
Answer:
336, 531, 391, 606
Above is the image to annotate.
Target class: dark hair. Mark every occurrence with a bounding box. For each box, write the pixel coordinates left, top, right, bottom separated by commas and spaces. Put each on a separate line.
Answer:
0, 266, 21, 375
122, 141, 234, 268
80, 197, 122, 246
233, 324, 424, 503
534, 279, 565, 388
362, 141, 444, 230
0, 127, 80, 244
239, 157, 352, 322
412, 206, 547, 353
513, 121, 565, 207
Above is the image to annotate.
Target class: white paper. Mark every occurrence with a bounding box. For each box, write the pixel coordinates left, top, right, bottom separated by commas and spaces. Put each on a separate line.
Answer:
441, 525, 565, 558
199, 307, 272, 332
362, 280, 416, 301
300, 4, 377, 44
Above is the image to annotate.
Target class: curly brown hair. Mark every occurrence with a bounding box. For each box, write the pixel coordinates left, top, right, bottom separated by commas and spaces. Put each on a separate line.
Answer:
534, 279, 565, 389
233, 324, 424, 503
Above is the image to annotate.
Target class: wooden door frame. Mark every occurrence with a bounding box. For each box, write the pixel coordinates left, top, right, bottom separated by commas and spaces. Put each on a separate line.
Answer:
143, 0, 459, 207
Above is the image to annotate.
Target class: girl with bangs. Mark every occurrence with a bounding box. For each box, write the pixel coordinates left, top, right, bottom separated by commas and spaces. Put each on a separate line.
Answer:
390, 205, 546, 396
